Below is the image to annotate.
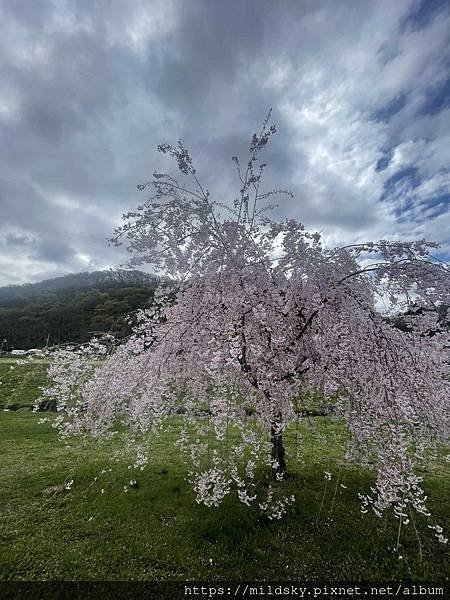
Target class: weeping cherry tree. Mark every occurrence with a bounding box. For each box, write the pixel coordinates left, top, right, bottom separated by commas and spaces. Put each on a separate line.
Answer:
44, 113, 450, 534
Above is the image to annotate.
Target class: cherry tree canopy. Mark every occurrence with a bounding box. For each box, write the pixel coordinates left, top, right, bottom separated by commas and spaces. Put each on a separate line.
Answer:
44, 114, 449, 533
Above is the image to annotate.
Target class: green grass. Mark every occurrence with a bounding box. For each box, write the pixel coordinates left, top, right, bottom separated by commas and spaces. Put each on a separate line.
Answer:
0, 359, 449, 581
0, 357, 50, 410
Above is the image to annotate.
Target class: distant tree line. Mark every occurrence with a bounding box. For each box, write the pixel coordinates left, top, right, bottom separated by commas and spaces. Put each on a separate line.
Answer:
0, 270, 158, 349
1, 268, 447, 352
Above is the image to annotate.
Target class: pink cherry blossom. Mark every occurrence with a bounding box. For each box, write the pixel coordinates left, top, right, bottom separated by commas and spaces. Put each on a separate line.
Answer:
45, 112, 449, 532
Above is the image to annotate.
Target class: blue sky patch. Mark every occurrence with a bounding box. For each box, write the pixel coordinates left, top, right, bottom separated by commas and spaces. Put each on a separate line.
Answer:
401, 0, 449, 32
372, 94, 407, 123
419, 74, 450, 116
376, 151, 393, 173
384, 167, 420, 191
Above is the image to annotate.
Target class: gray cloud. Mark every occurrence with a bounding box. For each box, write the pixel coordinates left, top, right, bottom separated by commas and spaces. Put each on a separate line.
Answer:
0, 0, 449, 286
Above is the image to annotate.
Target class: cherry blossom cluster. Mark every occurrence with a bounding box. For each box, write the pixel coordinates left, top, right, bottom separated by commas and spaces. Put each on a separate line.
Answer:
44, 113, 449, 539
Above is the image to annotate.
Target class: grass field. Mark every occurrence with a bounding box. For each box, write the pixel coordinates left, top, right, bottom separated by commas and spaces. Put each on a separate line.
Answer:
0, 357, 49, 411
0, 358, 449, 581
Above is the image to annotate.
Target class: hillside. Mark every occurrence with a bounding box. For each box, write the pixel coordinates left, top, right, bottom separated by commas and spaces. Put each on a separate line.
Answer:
0, 270, 158, 350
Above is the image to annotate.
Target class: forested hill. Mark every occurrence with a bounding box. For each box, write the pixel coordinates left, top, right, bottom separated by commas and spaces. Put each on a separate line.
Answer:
0, 270, 159, 350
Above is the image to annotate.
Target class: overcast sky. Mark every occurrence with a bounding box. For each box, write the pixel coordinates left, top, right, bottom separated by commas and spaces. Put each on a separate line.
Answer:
1, 0, 449, 286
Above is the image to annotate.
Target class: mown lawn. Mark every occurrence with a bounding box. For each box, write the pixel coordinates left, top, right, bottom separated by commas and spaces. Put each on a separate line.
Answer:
0, 360, 449, 581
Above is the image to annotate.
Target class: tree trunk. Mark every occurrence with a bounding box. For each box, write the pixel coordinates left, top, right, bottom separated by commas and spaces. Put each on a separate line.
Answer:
271, 416, 287, 478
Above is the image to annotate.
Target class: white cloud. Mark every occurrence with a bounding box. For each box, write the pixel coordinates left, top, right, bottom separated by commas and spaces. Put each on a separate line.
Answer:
0, 0, 449, 285
248, 0, 450, 256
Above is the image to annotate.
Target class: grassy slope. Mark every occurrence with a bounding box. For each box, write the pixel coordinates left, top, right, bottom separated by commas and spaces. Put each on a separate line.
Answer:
0, 357, 49, 410
0, 360, 449, 581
